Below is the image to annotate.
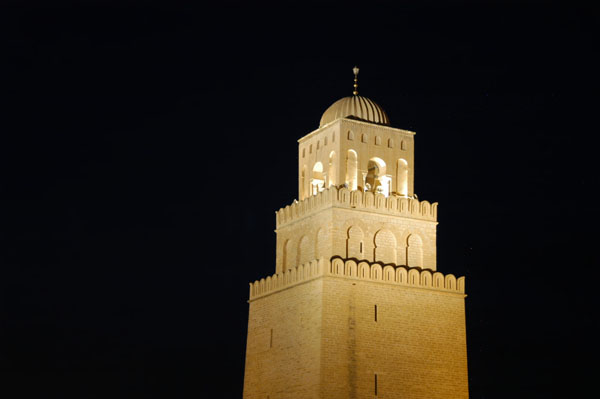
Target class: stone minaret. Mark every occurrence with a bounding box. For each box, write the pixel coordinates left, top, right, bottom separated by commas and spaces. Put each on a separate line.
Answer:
243, 69, 469, 399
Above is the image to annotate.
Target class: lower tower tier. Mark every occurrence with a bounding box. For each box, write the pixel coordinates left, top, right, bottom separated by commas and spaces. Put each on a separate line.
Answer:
243, 258, 469, 399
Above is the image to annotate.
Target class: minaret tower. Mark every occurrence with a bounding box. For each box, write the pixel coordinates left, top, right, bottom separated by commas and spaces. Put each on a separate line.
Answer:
243, 69, 469, 399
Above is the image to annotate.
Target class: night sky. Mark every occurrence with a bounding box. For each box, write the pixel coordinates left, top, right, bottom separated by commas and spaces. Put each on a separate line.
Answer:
2, 1, 598, 398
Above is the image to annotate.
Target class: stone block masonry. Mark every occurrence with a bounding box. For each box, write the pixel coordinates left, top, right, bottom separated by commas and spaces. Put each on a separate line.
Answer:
244, 258, 468, 399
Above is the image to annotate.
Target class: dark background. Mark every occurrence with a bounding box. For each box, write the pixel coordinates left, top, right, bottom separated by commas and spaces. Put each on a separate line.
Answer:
1, 1, 598, 398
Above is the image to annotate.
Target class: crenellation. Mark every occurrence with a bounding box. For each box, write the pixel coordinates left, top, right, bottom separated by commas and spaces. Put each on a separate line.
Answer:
249, 257, 465, 301
250, 259, 325, 300
276, 186, 437, 229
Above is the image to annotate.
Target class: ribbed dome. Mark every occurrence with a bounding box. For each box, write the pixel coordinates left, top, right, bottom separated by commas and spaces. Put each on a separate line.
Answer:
319, 95, 390, 127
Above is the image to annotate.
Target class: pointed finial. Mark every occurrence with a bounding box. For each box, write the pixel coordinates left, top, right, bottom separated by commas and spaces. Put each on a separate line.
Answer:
352, 66, 359, 96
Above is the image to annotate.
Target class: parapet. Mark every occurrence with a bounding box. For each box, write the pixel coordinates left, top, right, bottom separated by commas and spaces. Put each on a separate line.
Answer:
249, 257, 465, 301
275, 187, 437, 228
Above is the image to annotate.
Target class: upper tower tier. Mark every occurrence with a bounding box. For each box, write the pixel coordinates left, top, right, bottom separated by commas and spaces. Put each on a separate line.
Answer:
279, 68, 436, 273
298, 69, 415, 201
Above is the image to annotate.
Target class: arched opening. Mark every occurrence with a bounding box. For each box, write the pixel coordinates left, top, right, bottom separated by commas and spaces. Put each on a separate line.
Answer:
328, 151, 336, 188
311, 162, 324, 195
396, 158, 408, 197
347, 225, 364, 259
407, 234, 423, 268
365, 157, 389, 196
374, 229, 397, 264
345, 150, 358, 191
301, 165, 307, 199
283, 239, 292, 270
298, 235, 311, 265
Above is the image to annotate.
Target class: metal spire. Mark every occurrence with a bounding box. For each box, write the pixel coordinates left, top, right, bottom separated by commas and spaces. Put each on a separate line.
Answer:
352, 66, 359, 96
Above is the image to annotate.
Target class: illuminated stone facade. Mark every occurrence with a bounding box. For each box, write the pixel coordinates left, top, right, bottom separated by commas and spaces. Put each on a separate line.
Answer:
243, 86, 469, 398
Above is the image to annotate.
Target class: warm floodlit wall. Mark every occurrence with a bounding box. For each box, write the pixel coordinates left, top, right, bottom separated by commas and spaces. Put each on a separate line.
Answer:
244, 258, 468, 399
298, 119, 415, 200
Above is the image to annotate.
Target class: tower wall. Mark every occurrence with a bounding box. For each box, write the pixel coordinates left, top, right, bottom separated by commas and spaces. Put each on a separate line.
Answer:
321, 277, 468, 399
243, 277, 323, 399
245, 258, 468, 399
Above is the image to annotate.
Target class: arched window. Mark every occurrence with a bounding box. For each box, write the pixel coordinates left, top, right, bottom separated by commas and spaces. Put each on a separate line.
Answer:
324, 136, 328, 146
401, 140, 406, 150
283, 239, 293, 270
388, 138, 394, 148
328, 151, 336, 188
311, 162, 324, 195
345, 150, 358, 191
375, 136, 382, 146
407, 234, 423, 268
366, 157, 388, 195
361, 133, 368, 143
374, 229, 397, 264
298, 235, 311, 266
396, 159, 408, 197
348, 131, 354, 140
301, 165, 307, 199
347, 225, 364, 259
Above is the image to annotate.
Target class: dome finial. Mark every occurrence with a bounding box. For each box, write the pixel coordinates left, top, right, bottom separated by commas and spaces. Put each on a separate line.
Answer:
352, 66, 359, 96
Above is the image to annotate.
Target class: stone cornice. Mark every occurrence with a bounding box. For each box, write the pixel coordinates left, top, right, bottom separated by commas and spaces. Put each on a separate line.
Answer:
298, 118, 415, 143
249, 257, 466, 302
